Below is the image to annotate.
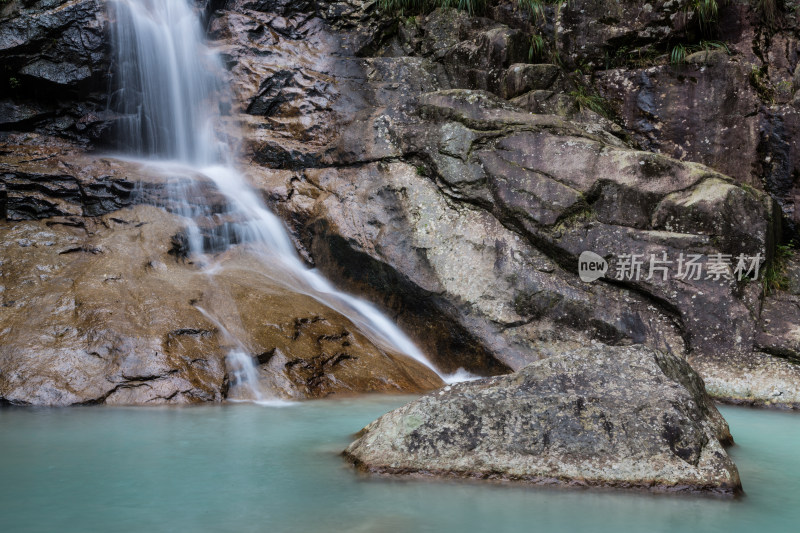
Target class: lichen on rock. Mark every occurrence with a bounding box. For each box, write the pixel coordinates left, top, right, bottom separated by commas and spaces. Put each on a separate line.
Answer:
345, 344, 741, 494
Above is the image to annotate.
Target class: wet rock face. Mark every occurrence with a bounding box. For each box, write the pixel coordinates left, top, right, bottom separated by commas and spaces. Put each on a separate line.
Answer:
202, 1, 799, 405
0, 135, 235, 220
345, 344, 741, 494
2, 0, 800, 408
263, 87, 773, 373
0, 201, 443, 406
393, 90, 774, 361
0, 0, 110, 142
555, 0, 692, 70
588, 4, 800, 240
596, 58, 763, 190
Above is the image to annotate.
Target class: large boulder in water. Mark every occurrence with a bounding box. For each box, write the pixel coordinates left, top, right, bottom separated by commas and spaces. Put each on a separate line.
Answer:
344, 344, 741, 494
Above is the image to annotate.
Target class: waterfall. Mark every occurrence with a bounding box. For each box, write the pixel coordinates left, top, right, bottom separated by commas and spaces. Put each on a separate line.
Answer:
108, 0, 454, 400
109, 0, 223, 164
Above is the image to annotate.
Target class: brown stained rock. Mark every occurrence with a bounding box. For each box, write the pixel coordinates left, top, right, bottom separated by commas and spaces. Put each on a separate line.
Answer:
0, 204, 442, 406
3, 0, 800, 410
345, 344, 740, 495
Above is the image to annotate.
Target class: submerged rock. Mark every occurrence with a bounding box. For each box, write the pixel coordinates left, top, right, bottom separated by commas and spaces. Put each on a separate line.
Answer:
345, 344, 741, 494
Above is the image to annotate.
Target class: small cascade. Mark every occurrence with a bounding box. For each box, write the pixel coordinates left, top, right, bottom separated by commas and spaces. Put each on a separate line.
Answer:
107, 0, 450, 401
225, 351, 264, 402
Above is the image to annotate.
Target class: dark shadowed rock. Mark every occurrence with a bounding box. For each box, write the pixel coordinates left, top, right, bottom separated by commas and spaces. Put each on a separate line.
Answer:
554, 0, 692, 70
0, 0, 109, 140
345, 343, 740, 494
595, 60, 762, 193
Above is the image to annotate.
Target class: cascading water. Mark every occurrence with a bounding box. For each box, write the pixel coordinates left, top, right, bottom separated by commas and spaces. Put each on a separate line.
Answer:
108, 0, 460, 401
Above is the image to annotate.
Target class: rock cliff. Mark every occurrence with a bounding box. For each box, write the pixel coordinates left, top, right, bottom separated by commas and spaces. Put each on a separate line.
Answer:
2, 0, 800, 407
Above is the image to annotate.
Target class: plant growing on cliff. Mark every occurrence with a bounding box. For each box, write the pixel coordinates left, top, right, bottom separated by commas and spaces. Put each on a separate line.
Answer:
517, 0, 545, 19
516, 0, 566, 21
669, 40, 730, 65
378, 0, 488, 15
569, 83, 611, 118
755, 0, 780, 24
379, 0, 567, 16
529, 33, 546, 61
670, 43, 688, 65
763, 242, 795, 294
684, 0, 726, 31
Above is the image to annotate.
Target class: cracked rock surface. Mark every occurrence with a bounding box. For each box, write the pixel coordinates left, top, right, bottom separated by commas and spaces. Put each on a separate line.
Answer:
0, 201, 442, 405
3, 0, 800, 408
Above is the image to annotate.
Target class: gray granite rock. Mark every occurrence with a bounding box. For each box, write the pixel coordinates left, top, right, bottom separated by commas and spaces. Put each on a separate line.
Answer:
345, 344, 741, 494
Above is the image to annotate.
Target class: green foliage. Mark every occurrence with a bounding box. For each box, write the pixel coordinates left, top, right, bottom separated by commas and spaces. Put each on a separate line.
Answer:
529, 33, 546, 62
379, 0, 569, 16
378, 0, 488, 15
763, 242, 795, 295
755, 0, 780, 24
516, 0, 566, 20
378, 0, 569, 17
8, 77, 20, 89
606, 45, 662, 69
669, 40, 729, 65
685, 0, 725, 31
776, 79, 794, 98
569, 83, 610, 118
517, 0, 546, 20
670, 43, 687, 65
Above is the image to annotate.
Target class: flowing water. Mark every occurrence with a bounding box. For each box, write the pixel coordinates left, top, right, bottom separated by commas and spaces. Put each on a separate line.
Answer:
0, 402, 798, 533
14, 3, 792, 531
107, 0, 454, 391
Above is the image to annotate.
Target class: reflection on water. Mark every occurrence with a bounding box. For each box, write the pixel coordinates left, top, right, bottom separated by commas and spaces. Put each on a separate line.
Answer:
0, 400, 798, 533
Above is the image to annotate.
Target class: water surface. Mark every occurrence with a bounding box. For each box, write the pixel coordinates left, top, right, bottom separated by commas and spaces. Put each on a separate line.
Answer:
0, 399, 797, 533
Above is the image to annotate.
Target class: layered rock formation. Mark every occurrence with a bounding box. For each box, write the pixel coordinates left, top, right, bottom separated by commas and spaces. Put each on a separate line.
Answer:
0, 0, 110, 142
0, 143, 442, 405
345, 344, 741, 494
204, 0, 800, 406
2, 0, 800, 407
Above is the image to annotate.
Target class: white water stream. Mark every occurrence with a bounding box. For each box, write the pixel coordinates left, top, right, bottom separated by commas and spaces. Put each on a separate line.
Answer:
107, 0, 466, 400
